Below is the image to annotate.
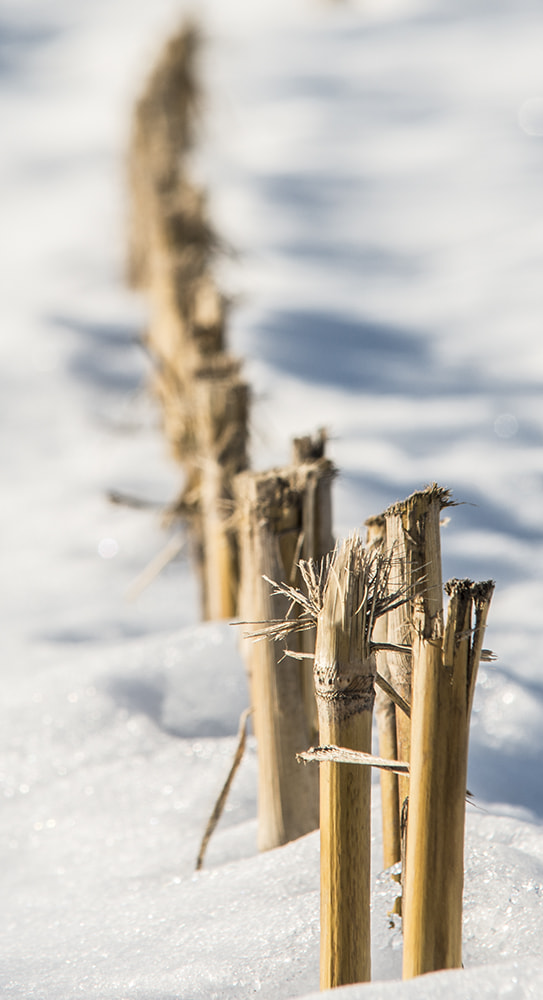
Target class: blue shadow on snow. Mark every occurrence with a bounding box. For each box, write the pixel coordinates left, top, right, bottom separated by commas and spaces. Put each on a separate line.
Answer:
255, 308, 426, 393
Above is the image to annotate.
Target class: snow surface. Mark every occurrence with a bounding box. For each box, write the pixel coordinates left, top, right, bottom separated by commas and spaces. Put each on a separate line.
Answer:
1, 0, 543, 996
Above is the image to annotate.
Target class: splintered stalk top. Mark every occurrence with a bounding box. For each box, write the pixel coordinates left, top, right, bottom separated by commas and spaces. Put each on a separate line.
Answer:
314, 536, 376, 723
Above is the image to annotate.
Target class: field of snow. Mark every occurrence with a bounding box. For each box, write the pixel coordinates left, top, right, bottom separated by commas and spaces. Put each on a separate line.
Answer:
1, 0, 543, 997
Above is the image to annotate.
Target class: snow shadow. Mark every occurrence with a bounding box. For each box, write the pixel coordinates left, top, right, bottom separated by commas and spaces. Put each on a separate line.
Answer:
446, 487, 543, 556
104, 673, 246, 740
468, 667, 543, 817
257, 170, 365, 222
51, 314, 146, 396
340, 470, 543, 594
469, 742, 543, 820
255, 306, 543, 399
255, 308, 427, 393
0, 17, 60, 79
275, 239, 420, 281
106, 676, 165, 725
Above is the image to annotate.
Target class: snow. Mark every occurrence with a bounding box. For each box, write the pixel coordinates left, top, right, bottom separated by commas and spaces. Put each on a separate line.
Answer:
1, 0, 543, 996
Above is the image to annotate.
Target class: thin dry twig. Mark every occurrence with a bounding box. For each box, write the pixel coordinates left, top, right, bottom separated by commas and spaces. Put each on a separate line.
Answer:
195, 707, 252, 871
107, 489, 164, 511
297, 744, 410, 775
375, 672, 412, 719
126, 532, 185, 601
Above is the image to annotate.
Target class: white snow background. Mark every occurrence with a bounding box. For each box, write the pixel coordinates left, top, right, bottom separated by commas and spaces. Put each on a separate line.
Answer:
1, 0, 543, 997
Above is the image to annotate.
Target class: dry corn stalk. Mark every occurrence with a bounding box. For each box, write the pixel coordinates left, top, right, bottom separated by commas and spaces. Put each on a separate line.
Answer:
257, 537, 408, 987
126, 21, 201, 289
316, 537, 380, 988
236, 469, 324, 850
127, 19, 226, 468
144, 201, 225, 461
291, 430, 334, 744
366, 515, 400, 870
236, 449, 334, 849
126, 19, 247, 618
384, 485, 452, 822
402, 578, 494, 978
193, 358, 249, 619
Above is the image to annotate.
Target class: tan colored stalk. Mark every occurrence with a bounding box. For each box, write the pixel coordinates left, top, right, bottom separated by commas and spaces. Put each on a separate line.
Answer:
318, 709, 372, 990
314, 537, 398, 989
126, 22, 225, 463
145, 201, 224, 468
193, 358, 249, 619
235, 471, 322, 850
252, 537, 406, 982
366, 515, 400, 869
384, 485, 450, 818
402, 579, 494, 978
147, 209, 224, 400
292, 430, 334, 743
126, 21, 201, 289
